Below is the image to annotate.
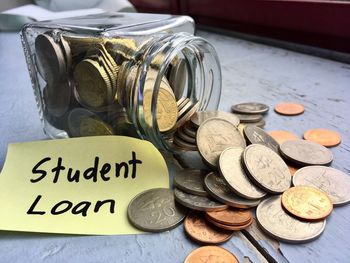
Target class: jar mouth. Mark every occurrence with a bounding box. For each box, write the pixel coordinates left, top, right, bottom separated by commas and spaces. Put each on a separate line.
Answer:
129, 33, 222, 152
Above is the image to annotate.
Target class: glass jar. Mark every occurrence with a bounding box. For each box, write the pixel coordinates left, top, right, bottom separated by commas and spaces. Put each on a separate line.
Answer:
21, 12, 221, 152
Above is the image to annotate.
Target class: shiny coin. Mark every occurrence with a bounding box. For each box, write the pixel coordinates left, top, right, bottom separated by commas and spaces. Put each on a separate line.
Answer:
205, 215, 253, 230
177, 97, 189, 109
282, 186, 333, 221
274, 102, 304, 116
128, 188, 187, 232
35, 33, 66, 83
293, 166, 350, 206
243, 126, 279, 152
280, 139, 333, 166
184, 212, 233, 244
143, 88, 178, 132
219, 147, 266, 199
196, 118, 246, 168
243, 144, 291, 193
184, 246, 239, 263
174, 188, 228, 212
231, 102, 269, 114
74, 59, 112, 108
206, 208, 252, 226
256, 196, 326, 243
190, 111, 240, 128
303, 128, 341, 147
173, 170, 208, 196
268, 130, 299, 144
235, 113, 263, 123
175, 101, 200, 129
204, 172, 260, 208
173, 135, 197, 151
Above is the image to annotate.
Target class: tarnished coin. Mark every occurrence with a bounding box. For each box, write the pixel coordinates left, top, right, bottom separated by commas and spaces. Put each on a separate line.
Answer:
231, 102, 269, 114
282, 186, 333, 221
184, 246, 239, 263
204, 172, 260, 208
35, 33, 66, 83
173, 170, 208, 196
196, 118, 246, 168
43, 82, 70, 117
206, 215, 253, 230
303, 128, 341, 147
293, 166, 350, 206
67, 108, 114, 137
184, 212, 233, 244
280, 139, 333, 166
268, 130, 299, 144
256, 196, 326, 243
190, 111, 240, 128
235, 113, 263, 123
243, 144, 291, 193
219, 147, 266, 200
243, 126, 279, 152
128, 188, 187, 232
174, 188, 228, 212
206, 208, 252, 226
274, 102, 304, 116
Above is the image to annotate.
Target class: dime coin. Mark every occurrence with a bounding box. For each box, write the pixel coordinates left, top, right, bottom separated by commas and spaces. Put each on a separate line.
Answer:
174, 188, 228, 212
206, 208, 252, 226
219, 147, 266, 199
128, 188, 187, 232
292, 166, 350, 206
205, 215, 253, 230
184, 246, 239, 263
243, 144, 291, 193
303, 128, 341, 147
268, 130, 299, 144
256, 196, 326, 243
232, 102, 269, 114
280, 139, 333, 166
235, 113, 263, 123
282, 186, 333, 221
196, 118, 246, 168
274, 102, 304, 116
204, 172, 260, 208
173, 170, 208, 196
184, 212, 233, 244
35, 33, 66, 83
190, 111, 240, 128
243, 126, 279, 152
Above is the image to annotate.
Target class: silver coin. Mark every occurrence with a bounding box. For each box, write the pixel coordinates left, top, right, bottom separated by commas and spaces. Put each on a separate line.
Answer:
128, 188, 187, 232
256, 196, 326, 243
204, 172, 260, 208
196, 118, 246, 168
235, 113, 263, 123
231, 102, 269, 114
173, 170, 208, 196
190, 111, 240, 128
243, 125, 279, 152
175, 101, 200, 129
280, 139, 333, 166
176, 128, 196, 144
174, 188, 227, 212
293, 166, 350, 206
219, 147, 266, 200
243, 144, 291, 194
183, 122, 197, 138
173, 134, 197, 151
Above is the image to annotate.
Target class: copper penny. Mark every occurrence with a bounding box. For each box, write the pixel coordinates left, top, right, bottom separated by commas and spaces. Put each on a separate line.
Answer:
206, 215, 253, 230
268, 130, 299, 144
274, 102, 304, 116
184, 212, 233, 244
282, 186, 333, 221
303, 128, 341, 147
184, 246, 239, 263
206, 208, 252, 226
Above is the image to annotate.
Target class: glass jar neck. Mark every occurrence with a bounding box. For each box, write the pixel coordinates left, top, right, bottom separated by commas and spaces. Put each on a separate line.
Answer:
119, 32, 222, 152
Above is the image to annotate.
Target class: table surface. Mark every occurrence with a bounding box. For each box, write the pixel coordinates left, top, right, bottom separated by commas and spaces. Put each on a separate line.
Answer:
0, 29, 349, 263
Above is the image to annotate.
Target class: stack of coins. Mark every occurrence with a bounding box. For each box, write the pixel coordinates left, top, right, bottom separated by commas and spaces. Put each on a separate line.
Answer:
231, 102, 269, 129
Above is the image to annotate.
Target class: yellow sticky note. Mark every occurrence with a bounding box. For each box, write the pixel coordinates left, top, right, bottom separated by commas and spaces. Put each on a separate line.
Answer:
0, 136, 169, 235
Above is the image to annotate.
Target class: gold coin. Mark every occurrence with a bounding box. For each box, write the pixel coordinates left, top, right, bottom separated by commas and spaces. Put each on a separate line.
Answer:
143, 88, 178, 132
281, 186, 333, 221
79, 117, 114, 136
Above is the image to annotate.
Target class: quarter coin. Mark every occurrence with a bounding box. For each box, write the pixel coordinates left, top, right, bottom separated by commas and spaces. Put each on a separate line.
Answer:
235, 114, 263, 123
173, 170, 208, 196
231, 102, 269, 114
243, 125, 279, 152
